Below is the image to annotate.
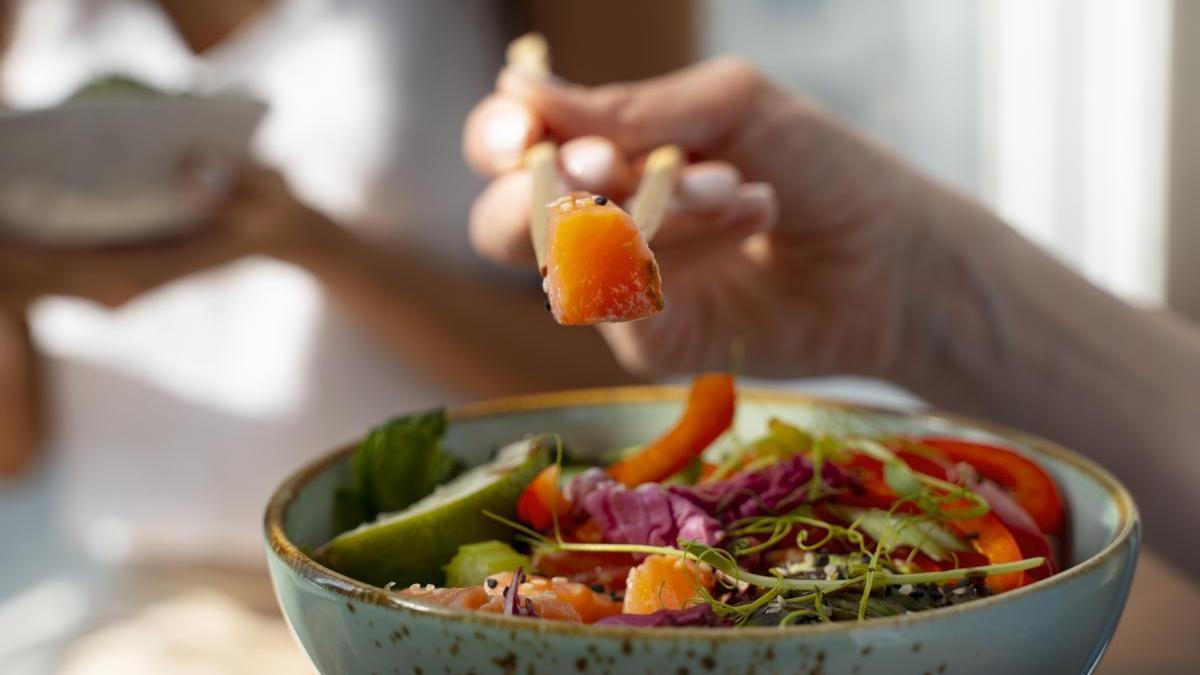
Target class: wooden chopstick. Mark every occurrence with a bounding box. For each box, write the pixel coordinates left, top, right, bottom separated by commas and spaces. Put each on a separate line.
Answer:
506, 32, 550, 78
506, 33, 557, 273
524, 141, 558, 274
631, 145, 683, 241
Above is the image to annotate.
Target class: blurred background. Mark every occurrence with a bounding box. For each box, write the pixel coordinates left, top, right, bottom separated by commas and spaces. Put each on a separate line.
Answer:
0, 0, 1196, 673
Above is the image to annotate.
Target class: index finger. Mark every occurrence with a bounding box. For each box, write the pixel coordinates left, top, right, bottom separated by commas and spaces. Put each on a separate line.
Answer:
495, 57, 761, 158
462, 93, 545, 177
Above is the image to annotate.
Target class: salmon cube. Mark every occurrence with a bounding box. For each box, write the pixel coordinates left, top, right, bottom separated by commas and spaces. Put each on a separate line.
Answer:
543, 192, 664, 325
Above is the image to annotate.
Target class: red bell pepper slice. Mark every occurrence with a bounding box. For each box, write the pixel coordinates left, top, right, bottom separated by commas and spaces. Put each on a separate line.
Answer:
837, 450, 1032, 592
912, 438, 1066, 537
959, 464, 1058, 581
516, 465, 572, 531
608, 373, 736, 487
889, 446, 1059, 577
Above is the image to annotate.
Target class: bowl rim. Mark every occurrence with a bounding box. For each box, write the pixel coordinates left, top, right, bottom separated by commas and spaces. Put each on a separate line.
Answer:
265, 384, 1139, 640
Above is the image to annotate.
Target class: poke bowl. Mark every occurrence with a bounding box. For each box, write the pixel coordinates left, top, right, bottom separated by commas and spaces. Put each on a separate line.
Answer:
264, 383, 1138, 675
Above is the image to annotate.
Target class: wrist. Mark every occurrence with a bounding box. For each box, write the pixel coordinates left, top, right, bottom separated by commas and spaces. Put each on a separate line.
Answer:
0, 288, 34, 315
270, 206, 351, 272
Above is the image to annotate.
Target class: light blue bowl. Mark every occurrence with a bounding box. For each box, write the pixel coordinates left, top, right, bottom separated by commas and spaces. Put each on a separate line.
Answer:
265, 386, 1139, 675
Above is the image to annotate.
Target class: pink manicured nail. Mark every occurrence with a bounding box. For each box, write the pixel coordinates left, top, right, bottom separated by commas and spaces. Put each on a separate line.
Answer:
736, 182, 777, 230
561, 137, 619, 190
676, 163, 740, 213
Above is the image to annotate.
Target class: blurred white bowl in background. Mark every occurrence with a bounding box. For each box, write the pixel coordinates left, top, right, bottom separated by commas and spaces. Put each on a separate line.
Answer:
0, 95, 266, 247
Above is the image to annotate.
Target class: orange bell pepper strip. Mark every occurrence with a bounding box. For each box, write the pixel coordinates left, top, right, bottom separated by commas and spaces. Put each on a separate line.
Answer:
944, 509, 1026, 593
607, 373, 736, 487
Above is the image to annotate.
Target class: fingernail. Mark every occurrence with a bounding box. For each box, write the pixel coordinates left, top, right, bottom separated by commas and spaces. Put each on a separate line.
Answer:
736, 182, 777, 228
482, 98, 535, 169
676, 163, 740, 213
738, 182, 774, 207
561, 137, 618, 189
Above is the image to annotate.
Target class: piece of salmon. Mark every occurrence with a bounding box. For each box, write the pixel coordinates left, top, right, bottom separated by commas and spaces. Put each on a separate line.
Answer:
622, 554, 715, 615
543, 192, 664, 325
486, 571, 622, 624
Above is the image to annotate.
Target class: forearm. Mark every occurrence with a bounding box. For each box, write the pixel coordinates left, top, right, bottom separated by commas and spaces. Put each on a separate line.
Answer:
898, 185, 1200, 570
0, 306, 42, 475
282, 219, 636, 399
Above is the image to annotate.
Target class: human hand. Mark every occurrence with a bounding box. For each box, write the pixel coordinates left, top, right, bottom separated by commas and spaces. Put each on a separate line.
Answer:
464, 58, 945, 380
0, 161, 337, 312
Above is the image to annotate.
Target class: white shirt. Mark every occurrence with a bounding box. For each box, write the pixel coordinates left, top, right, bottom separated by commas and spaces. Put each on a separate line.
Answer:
1, 0, 508, 563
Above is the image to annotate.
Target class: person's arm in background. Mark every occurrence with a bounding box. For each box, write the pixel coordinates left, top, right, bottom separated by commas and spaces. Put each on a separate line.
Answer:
0, 304, 40, 475
209, 167, 636, 397
0, 0, 39, 475
0, 0, 267, 475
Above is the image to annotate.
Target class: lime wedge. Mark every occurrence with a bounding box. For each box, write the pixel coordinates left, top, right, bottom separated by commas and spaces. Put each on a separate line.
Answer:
317, 438, 549, 587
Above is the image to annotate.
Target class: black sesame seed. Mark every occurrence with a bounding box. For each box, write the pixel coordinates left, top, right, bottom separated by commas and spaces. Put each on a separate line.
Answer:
591, 583, 605, 593
815, 554, 830, 567
544, 299, 552, 312
962, 531, 980, 540
486, 578, 498, 589
593, 195, 608, 205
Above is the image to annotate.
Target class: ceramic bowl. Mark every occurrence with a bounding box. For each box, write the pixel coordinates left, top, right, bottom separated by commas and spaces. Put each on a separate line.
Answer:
0, 95, 265, 247
265, 386, 1139, 675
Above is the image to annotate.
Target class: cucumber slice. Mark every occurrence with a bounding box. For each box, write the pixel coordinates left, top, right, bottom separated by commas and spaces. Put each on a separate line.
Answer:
317, 438, 549, 587
444, 540, 531, 587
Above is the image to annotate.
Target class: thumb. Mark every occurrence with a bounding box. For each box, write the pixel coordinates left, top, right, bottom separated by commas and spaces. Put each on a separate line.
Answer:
497, 57, 764, 158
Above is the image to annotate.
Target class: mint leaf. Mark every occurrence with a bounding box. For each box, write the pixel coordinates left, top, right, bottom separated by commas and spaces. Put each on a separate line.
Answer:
333, 409, 462, 532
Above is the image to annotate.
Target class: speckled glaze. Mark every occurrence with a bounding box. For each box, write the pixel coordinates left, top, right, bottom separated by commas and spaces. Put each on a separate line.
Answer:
265, 386, 1139, 675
